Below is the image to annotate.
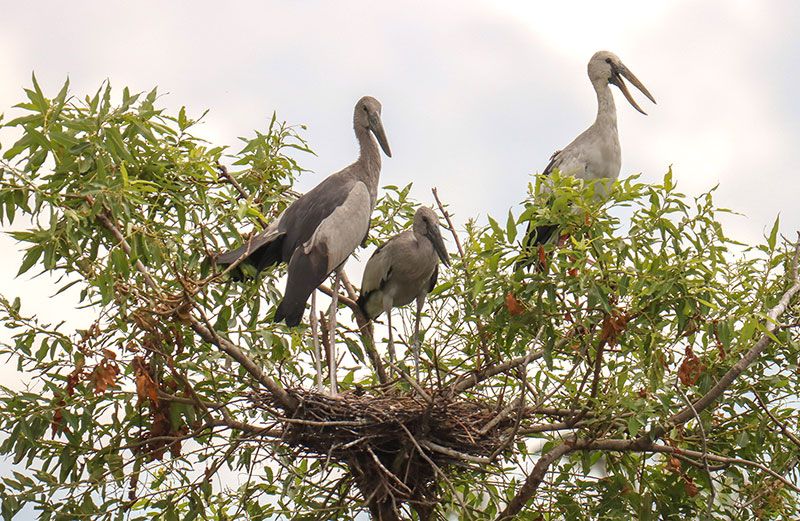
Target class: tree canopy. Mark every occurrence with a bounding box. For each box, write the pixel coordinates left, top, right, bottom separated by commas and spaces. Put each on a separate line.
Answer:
0, 78, 798, 520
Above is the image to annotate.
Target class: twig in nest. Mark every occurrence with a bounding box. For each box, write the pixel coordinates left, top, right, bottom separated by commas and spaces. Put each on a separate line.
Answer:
418, 440, 491, 465
398, 423, 469, 516
366, 446, 414, 496
389, 363, 432, 403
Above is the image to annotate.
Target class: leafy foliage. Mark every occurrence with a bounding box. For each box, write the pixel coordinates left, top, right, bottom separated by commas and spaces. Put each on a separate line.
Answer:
0, 78, 798, 520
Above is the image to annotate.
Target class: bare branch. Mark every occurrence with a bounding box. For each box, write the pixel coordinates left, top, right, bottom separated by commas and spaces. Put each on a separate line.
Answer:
675, 379, 715, 517
497, 439, 575, 520
754, 392, 800, 450
189, 312, 298, 411
418, 440, 491, 465
581, 439, 800, 495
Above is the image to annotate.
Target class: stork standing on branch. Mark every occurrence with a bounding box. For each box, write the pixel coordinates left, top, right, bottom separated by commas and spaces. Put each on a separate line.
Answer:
522, 51, 656, 261
357, 206, 450, 380
217, 96, 391, 394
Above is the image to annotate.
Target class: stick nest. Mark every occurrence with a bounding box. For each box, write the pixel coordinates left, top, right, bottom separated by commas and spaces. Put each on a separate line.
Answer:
254, 387, 518, 509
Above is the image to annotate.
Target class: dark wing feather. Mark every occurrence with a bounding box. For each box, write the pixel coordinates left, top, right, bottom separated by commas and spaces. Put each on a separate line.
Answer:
427, 264, 439, 293
274, 178, 372, 326
518, 150, 562, 270
278, 173, 357, 261
274, 241, 330, 326
216, 172, 356, 277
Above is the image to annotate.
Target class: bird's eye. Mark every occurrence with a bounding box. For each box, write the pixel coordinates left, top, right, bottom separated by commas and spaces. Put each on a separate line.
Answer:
605, 58, 612, 64
363, 106, 368, 112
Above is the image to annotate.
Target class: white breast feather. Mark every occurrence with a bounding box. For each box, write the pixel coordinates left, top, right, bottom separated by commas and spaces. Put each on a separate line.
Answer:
304, 181, 371, 272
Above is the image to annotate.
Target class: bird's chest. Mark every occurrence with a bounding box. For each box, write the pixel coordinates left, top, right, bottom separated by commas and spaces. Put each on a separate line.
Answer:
386, 241, 437, 304
581, 133, 621, 181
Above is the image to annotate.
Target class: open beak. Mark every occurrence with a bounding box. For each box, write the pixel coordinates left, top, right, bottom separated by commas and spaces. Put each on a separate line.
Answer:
430, 224, 450, 267
368, 112, 392, 157
611, 64, 656, 115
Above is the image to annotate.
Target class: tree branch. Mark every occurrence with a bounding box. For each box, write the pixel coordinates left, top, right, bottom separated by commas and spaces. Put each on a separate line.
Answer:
580, 439, 800, 495
754, 392, 800, 450
496, 439, 575, 520
89, 196, 296, 411
650, 237, 800, 439
447, 334, 556, 395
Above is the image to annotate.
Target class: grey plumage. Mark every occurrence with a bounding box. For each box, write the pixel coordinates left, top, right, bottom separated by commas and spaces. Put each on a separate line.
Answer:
357, 206, 449, 378
523, 51, 656, 256
217, 96, 391, 327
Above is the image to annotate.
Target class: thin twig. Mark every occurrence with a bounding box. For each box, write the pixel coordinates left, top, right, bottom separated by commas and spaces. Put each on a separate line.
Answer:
417, 440, 491, 465
366, 446, 413, 496
675, 379, 715, 517
753, 392, 800, 450
398, 423, 470, 516
448, 328, 551, 395
389, 363, 432, 403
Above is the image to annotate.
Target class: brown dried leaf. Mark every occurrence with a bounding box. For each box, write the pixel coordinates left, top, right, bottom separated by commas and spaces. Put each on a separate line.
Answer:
505, 292, 525, 316
51, 406, 64, 436
537, 245, 547, 269
678, 346, 704, 386
667, 456, 682, 473
133, 356, 159, 406
683, 476, 698, 497
599, 311, 629, 347
91, 359, 119, 395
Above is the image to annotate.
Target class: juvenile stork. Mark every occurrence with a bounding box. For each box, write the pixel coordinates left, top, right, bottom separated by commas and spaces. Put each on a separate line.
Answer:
523, 51, 656, 255
357, 207, 449, 380
217, 96, 391, 394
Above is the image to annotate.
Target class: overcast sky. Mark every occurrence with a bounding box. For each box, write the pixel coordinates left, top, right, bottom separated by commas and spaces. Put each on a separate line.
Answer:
1, 0, 799, 510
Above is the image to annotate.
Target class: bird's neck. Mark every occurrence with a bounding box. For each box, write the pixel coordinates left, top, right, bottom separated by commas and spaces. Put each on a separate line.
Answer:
355, 125, 382, 197
593, 82, 618, 130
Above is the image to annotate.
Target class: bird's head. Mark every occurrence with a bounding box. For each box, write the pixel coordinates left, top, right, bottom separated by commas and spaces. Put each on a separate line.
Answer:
355, 96, 392, 157
413, 206, 450, 267
588, 51, 656, 115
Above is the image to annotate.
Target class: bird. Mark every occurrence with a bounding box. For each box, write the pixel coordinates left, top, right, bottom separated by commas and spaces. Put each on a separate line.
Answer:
357, 206, 450, 380
522, 50, 656, 262
216, 96, 391, 393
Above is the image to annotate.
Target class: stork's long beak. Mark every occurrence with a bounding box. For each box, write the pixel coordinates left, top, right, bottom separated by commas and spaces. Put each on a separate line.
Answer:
429, 223, 450, 267
368, 113, 392, 157
611, 64, 656, 115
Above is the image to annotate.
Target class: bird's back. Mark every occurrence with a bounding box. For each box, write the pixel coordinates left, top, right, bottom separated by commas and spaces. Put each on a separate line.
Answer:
359, 231, 438, 318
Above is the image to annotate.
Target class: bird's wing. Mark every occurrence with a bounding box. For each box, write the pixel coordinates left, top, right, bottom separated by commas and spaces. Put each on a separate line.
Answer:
427, 263, 439, 293
217, 172, 358, 273
278, 172, 361, 256
275, 180, 373, 326
360, 232, 408, 294
303, 180, 373, 272
541, 150, 561, 176
216, 220, 285, 266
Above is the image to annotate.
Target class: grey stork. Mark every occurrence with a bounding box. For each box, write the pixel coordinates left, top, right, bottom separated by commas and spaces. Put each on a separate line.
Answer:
357, 206, 449, 380
217, 96, 391, 394
523, 50, 655, 262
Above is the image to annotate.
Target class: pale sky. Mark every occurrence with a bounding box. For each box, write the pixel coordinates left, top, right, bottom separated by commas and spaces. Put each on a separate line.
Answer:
1, 0, 799, 515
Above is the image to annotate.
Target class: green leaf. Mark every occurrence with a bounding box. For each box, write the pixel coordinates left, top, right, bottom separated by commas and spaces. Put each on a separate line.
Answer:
767, 214, 779, 250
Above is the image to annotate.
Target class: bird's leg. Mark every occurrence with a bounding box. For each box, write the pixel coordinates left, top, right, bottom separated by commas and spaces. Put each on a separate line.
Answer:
413, 296, 424, 381
328, 270, 341, 395
387, 311, 396, 377
310, 291, 323, 392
